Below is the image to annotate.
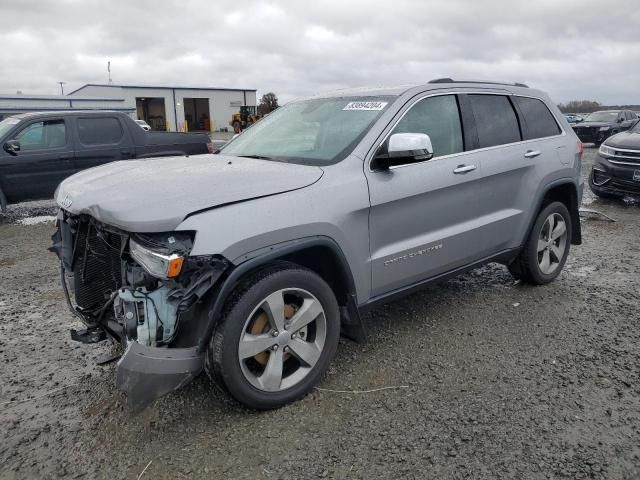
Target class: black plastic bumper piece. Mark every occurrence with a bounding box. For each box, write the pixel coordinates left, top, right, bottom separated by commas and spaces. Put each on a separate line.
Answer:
116, 342, 204, 412
70, 327, 107, 344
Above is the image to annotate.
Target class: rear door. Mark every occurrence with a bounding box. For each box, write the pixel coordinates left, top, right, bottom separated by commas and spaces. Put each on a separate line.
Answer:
73, 115, 134, 171
470, 94, 565, 252
366, 93, 490, 297
0, 117, 75, 202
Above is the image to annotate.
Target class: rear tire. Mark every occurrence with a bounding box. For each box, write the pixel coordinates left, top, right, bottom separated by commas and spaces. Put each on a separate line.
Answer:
509, 201, 572, 285
205, 263, 340, 409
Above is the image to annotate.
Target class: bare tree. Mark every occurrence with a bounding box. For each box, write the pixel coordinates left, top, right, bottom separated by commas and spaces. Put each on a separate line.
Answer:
258, 93, 279, 116
557, 100, 602, 114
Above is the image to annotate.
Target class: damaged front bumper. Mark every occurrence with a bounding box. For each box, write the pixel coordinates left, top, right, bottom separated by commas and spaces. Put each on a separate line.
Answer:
116, 342, 204, 412
50, 210, 229, 410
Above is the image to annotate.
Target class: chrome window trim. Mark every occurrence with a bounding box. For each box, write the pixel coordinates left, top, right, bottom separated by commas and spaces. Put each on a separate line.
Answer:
367, 90, 566, 172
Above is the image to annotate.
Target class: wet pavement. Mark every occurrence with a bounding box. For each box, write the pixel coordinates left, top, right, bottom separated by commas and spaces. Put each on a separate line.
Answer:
1, 147, 639, 479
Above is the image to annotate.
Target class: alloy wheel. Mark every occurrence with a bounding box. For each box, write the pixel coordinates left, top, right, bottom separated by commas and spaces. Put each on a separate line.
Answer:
537, 212, 568, 275
238, 288, 327, 392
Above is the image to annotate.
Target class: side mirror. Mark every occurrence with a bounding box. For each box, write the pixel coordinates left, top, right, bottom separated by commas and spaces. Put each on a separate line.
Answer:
373, 133, 433, 170
617, 117, 624, 123
4, 140, 20, 155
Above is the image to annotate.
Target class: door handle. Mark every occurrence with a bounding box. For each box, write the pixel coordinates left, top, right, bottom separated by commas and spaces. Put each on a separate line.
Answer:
453, 164, 477, 174
524, 150, 541, 159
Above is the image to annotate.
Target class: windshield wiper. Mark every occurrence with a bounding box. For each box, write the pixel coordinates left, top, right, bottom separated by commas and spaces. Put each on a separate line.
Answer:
237, 154, 273, 160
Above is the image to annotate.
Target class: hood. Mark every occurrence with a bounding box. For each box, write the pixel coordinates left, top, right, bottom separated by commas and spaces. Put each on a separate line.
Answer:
56, 154, 323, 232
572, 121, 614, 128
603, 129, 640, 150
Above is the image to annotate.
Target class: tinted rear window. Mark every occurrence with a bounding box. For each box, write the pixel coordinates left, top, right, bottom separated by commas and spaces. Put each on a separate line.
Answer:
514, 96, 561, 140
78, 117, 123, 145
468, 95, 521, 148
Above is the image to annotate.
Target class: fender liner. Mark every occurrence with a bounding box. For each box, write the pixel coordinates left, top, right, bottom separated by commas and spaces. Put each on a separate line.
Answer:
0, 186, 7, 213
196, 236, 365, 353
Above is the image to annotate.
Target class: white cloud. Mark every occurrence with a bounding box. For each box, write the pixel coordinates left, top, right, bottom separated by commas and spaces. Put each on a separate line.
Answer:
0, 0, 639, 105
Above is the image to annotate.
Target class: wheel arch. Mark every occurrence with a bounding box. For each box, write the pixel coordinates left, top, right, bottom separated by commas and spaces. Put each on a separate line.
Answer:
533, 180, 582, 245
196, 236, 365, 353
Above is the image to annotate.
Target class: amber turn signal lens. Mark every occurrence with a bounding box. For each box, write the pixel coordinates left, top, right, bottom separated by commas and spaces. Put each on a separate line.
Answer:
167, 256, 184, 278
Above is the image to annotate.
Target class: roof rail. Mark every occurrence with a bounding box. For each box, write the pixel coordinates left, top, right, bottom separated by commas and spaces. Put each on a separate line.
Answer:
428, 78, 529, 88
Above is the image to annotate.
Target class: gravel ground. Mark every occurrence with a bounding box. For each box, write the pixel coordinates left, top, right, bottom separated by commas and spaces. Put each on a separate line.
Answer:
1, 148, 639, 480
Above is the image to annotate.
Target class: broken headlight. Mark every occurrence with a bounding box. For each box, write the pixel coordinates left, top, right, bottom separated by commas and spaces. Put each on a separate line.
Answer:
129, 232, 193, 279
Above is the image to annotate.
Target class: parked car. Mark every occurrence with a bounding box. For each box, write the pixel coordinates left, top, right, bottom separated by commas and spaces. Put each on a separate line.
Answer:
134, 119, 152, 131
0, 111, 213, 210
589, 120, 640, 198
50, 80, 583, 410
565, 113, 584, 124
571, 110, 638, 145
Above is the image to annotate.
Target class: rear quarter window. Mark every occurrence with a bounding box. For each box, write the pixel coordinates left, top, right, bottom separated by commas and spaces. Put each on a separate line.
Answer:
78, 117, 123, 145
514, 97, 561, 140
468, 95, 521, 148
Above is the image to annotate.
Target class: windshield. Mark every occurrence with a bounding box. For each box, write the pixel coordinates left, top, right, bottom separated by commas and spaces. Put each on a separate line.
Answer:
0, 117, 20, 139
583, 111, 618, 122
221, 96, 394, 165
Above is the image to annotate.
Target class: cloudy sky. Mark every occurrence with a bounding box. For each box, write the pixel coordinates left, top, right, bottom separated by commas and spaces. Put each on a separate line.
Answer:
1, 0, 639, 105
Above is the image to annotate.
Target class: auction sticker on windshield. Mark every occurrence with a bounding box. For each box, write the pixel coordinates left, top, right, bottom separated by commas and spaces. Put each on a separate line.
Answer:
343, 101, 388, 111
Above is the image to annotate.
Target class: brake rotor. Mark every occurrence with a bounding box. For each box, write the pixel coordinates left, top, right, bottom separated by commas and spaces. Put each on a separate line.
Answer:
249, 304, 297, 365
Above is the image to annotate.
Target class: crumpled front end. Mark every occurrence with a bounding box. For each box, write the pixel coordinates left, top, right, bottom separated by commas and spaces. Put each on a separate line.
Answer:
49, 209, 229, 411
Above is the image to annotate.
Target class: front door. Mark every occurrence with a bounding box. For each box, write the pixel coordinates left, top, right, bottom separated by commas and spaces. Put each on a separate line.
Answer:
0, 117, 75, 202
365, 94, 491, 297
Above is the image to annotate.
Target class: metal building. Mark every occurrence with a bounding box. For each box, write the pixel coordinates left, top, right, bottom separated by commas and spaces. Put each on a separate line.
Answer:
68, 84, 257, 132
0, 93, 135, 121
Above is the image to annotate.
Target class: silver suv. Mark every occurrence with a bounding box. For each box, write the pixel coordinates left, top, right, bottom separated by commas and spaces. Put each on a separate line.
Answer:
51, 79, 584, 410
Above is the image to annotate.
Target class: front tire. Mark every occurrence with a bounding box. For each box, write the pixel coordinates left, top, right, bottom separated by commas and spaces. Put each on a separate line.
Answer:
509, 201, 572, 285
205, 263, 340, 409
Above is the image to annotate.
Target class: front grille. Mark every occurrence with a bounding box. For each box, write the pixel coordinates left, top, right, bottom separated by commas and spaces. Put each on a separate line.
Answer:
610, 148, 640, 165
73, 222, 123, 310
610, 179, 640, 195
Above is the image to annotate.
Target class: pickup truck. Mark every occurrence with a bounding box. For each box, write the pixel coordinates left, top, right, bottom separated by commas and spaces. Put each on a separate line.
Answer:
0, 111, 213, 210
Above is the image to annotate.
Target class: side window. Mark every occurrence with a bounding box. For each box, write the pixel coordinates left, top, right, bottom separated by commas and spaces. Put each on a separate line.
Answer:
513, 96, 561, 140
391, 95, 463, 158
14, 120, 66, 150
468, 95, 521, 148
77, 117, 123, 145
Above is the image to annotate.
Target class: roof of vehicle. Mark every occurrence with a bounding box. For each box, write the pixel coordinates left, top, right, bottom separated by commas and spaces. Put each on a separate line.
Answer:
306, 79, 538, 100
6, 110, 128, 120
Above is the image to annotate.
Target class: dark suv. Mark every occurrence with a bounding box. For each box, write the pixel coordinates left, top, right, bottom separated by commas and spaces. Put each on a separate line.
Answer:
590, 120, 640, 198
572, 110, 638, 145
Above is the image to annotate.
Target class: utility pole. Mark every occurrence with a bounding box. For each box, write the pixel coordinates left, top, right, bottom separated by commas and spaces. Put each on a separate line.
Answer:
58, 81, 66, 96
108, 61, 112, 83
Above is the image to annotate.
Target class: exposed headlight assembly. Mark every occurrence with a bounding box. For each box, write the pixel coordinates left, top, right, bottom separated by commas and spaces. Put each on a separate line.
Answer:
599, 126, 611, 131
598, 144, 615, 157
129, 238, 185, 279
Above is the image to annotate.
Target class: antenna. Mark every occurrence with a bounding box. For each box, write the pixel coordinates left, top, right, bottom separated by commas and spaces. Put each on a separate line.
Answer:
58, 81, 66, 96
108, 60, 112, 83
